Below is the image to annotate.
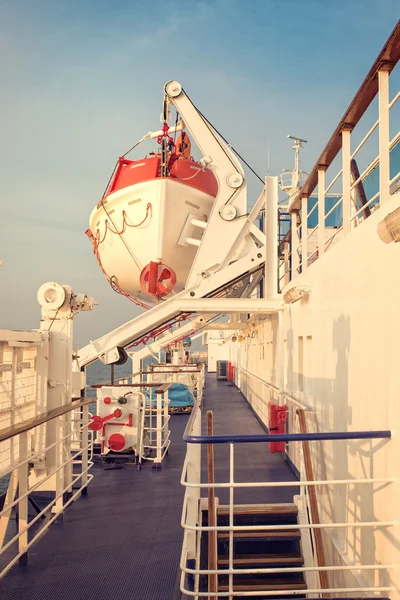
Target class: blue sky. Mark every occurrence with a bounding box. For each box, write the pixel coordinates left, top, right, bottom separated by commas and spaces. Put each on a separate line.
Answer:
0, 1, 399, 345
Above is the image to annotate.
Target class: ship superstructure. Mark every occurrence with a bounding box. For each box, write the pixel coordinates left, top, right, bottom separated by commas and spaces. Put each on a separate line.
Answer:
0, 20, 400, 600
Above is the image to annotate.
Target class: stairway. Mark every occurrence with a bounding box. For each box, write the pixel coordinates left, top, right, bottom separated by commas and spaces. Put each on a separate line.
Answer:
200, 503, 306, 599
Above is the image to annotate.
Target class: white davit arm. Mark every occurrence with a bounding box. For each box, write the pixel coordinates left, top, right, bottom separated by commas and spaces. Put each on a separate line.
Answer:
164, 81, 248, 287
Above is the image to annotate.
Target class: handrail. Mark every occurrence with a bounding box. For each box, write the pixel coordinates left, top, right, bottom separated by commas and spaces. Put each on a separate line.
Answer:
237, 365, 279, 392
207, 411, 218, 597
183, 404, 391, 444
297, 408, 328, 594
91, 367, 202, 388
146, 369, 201, 373
237, 365, 310, 411
180, 400, 393, 598
0, 398, 93, 443
0, 397, 93, 577
91, 382, 163, 388
149, 363, 202, 369
154, 382, 174, 394
289, 21, 400, 211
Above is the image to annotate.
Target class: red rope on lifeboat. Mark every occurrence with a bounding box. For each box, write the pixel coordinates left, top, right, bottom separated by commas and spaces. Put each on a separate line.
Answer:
87, 202, 153, 310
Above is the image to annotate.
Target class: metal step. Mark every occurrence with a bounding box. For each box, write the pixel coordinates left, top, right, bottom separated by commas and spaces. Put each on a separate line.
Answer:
215, 504, 298, 526
218, 574, 307, 591
218, 530, 301, 541
217, 503, 298, 515
218, 553, 303, 567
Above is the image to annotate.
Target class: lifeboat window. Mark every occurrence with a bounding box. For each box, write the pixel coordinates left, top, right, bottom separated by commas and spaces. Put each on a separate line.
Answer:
128, 198, 142, 206
129, 162, 146, 169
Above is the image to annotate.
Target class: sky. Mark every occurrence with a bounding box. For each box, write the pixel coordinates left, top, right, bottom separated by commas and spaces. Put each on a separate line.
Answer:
0, 1, 399, 346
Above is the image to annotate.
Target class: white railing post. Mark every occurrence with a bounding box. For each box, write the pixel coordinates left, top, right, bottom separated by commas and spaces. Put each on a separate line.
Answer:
64, 411, 73, 496
0, 471, 18, 549
186, 410, 201, 560
164, 390, 169, 449
301, 196, 308, 272
378, 69, 390, 204
265, 176, 278, 297
155, 392, 162, 468
291, 211, 299, 277
342, 127, 352, 235
318, 168, 326, 256
81, 404, 89, 494
229, 443, 234, 600
17, 431, 29, 564
55, 415, 64, 515
278, 310, 285, 406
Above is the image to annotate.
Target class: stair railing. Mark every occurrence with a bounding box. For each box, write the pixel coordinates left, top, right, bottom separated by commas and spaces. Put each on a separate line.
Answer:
180, 403, 395, 598
207, 411, 218, 597
297, 408, 329, 595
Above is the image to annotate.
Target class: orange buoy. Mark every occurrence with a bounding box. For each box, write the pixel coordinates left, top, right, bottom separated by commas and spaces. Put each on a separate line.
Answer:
139, 261, 177, 297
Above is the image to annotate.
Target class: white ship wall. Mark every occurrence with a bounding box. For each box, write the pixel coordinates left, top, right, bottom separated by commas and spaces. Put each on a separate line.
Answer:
205, 331, 231, 372
231, 191, 400, 593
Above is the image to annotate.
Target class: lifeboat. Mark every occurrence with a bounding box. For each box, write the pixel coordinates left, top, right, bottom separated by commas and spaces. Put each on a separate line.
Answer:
87, 132, 218, 305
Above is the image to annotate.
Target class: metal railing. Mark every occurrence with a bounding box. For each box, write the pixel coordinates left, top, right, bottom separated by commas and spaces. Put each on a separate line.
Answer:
91, 382, 170, 467
142, 385, 171, 466
279, 24, 399, 284
0, 398, 94, 578
179, 402, 393, 598
90, 362, 205, 466
146, 363, 206, 401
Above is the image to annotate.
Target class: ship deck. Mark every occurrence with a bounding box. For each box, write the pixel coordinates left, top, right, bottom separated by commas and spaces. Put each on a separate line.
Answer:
1, 376, 298, 600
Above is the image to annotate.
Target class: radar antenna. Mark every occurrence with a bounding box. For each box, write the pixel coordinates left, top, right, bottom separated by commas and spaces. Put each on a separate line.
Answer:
279, 135, 308, 199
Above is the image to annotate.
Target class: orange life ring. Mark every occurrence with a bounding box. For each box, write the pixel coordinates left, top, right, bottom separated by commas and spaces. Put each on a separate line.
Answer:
140, 261, 177, 297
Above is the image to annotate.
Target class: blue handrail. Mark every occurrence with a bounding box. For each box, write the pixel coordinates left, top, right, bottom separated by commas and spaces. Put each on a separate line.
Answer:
183, 404, 391, 445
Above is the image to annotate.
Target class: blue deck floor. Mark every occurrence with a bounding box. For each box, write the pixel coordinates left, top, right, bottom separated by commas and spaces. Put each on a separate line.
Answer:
201, 378, 299, 506
1, 377, 298, 600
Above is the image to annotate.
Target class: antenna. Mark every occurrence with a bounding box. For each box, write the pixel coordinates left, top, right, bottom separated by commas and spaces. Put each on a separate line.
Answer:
287, 135, 308, 144
267, 138, 270, 175
287, 135, 307, 175
279, 135, 309, 196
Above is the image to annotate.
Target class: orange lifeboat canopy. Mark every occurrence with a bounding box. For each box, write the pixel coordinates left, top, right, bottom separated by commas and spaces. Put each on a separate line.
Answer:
175, 131, 191, 159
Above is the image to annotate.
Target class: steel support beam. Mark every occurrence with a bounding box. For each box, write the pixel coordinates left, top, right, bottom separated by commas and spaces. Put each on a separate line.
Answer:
176, 298, 281, 313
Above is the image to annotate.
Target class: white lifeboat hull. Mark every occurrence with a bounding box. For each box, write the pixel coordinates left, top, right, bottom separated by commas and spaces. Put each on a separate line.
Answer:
89, 178, 215, 304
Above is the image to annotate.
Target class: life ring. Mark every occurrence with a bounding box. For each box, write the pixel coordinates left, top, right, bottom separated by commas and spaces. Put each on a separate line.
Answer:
175, 131, 191, 159
139, 261, 177, 297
